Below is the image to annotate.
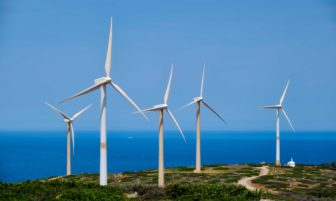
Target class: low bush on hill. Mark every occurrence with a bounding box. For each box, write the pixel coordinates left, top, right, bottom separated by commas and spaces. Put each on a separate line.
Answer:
0, 181, 261, 201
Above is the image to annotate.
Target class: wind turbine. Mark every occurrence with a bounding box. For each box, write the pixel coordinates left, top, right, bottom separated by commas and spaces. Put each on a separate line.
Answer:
45, 102, 91, 176
137, 65, 186, 188
257, 80, 295, 166
60, 18, 147, 186
178, 65, 226, 173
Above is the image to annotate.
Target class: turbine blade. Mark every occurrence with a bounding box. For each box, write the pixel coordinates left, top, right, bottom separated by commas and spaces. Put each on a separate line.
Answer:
110, 82, 149, 121
70, 123, 75, 156
280, 80, 290, 105
60, 83, 102, 103
133, 106, 158, 114
164, 65, 173, 104
281, 108, 295, 132
166, 109, 186, 143
256, 105, 279, 109
71, 104, 92, 121
45, 102, 70, 120
177, 99, 198, 111
105, 17, 112, 77
202, 100, 226, 123
200, 64, 205, 97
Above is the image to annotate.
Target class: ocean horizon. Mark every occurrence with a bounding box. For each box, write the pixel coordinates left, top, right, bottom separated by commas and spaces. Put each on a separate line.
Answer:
0, 131, 335, 183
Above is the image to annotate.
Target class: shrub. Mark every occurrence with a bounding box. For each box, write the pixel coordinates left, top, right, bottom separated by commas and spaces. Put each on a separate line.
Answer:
165, 183, 261, 201
0, 181, 129, 201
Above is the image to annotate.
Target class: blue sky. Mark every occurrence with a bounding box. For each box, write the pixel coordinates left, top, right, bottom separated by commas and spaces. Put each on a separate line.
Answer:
1, 0, 336, 131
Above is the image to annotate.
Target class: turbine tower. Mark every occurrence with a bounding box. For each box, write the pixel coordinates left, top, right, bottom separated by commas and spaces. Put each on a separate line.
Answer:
137, 65, 186, 188
257, 80, 295, 166
179, 65, 226, 173
45, 102, 91, 176
60, 18, 147, 186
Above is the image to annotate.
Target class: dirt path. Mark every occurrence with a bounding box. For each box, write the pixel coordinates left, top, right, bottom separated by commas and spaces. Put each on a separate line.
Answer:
237, 166, 269, 191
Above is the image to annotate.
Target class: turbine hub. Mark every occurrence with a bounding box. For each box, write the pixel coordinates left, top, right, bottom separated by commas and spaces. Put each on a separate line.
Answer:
193, 97, 203, 102
153, 104, 168, 110
94, 76, 111, 84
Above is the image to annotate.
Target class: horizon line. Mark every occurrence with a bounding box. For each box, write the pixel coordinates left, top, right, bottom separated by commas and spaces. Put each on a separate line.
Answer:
0, 130, 335, 133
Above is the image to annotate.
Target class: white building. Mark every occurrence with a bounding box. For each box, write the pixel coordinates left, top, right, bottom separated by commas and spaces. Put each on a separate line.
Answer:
287, 158, 295, 167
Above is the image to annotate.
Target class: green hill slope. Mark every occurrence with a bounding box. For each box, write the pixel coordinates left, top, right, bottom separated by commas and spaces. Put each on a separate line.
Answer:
1, 164, 335, 201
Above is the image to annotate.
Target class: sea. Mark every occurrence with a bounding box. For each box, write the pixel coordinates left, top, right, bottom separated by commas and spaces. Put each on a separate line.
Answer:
0, 131, 335, 183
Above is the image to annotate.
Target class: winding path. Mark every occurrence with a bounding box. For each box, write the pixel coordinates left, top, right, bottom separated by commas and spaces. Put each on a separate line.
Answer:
237, 166, 269, 191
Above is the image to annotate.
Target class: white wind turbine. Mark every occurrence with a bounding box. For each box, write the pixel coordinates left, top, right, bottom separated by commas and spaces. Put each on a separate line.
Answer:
45, 102, 91, 176
60, 18, 147, 186
257, 80, 295, 166
178, 65, 226, 173
137, 65, 186, 188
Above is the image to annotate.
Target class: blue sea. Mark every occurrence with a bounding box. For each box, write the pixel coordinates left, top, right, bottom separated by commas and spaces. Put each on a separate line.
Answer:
0, 131, 335, 183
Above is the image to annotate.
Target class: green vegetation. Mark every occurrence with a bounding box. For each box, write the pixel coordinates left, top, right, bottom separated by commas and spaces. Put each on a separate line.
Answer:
1, 164, 336, 201
254, 165, 336, 201
320, 161, 336, 170
62, 164, 259, 186
0, 165, 261, 201
0, 182, 261, 201
0, 180, 127, 201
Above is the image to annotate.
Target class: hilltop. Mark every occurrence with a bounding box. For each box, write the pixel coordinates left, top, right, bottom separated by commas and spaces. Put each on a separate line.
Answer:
1, 164, 335, 201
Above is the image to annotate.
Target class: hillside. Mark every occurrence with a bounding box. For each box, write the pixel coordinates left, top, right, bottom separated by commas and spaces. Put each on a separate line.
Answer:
1, 164, 335, 201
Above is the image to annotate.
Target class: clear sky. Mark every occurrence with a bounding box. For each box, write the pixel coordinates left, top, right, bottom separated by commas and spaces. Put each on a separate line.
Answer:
1, 0, 336, 131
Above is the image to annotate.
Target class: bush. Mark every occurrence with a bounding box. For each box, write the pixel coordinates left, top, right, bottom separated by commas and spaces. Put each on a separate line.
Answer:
309, 186, 336, 198
332, 162, 336, 169
0, 181, 262, 201
165, 184, 261, 201
320, 161, 336, 170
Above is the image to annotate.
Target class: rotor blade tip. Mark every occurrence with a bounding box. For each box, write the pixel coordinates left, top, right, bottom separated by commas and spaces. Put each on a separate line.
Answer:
145, 117, 150, 122
143, 114, 150, 122
181, 132, 187, 144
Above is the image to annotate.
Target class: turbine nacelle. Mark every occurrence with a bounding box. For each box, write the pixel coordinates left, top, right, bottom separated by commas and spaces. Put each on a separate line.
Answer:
153, 104, 168, 110
193, 97, 203, 102
64, 119, 71, 123
257, 104, 282, 109
94, 77, 112, 85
